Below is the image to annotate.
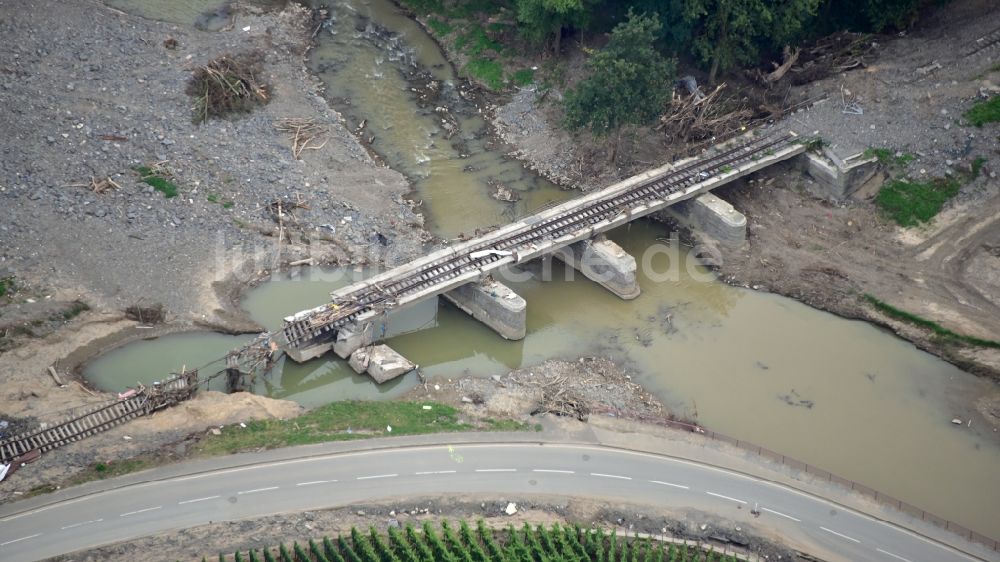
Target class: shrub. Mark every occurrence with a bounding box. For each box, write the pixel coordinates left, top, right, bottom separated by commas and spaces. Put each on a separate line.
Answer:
875, 177, 959, 226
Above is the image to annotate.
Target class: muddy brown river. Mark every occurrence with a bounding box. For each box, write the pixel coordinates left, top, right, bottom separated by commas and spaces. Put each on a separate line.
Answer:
94, 0, 1000, 539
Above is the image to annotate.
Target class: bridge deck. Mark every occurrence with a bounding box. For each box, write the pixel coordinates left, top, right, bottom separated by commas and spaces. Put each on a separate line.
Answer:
281, 129, 806, 351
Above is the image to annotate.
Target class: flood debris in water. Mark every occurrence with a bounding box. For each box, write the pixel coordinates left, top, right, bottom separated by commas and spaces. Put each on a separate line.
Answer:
777, 389, 815, 409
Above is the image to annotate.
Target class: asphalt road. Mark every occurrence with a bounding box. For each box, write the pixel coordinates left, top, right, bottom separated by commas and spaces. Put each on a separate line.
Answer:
0, 442, 993, 562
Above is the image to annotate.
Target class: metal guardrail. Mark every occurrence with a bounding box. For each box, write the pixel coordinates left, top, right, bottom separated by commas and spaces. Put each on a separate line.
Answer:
628, 415, 1000, 553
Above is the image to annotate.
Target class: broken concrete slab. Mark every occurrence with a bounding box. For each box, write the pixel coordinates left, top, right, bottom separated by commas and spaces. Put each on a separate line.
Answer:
348, 344, 417, 384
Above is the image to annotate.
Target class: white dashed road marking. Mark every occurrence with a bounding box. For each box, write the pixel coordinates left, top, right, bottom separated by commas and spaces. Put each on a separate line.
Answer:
120, 506, 162, 517
533, 469, 575, 474
760, 507, 801, 522
705, 491, 747, 504
0, 533, 42, 546
415, 470, 457, 475
475, 468, 516, 473
60, 519, 103, 530
296, 480, 337, 487
649, 480, 689, 490
237, 487, 279, 495
356, 474, 398, 480
590, 473, 631, 480
821, 526, 861, 544
178, 495, 220, 505
876, 548, 914, 562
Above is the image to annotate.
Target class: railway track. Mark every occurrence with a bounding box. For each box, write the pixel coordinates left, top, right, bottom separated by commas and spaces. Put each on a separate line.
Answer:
0, 373, 197, 465
282, 130, 798, 350
0, 395, 149, 464
964, 26, 1000, 58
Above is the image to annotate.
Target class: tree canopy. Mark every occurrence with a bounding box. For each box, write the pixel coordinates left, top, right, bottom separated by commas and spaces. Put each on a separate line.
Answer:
563, 11, 676, 136
682, 0, 823, 83
516, 0, 596, 54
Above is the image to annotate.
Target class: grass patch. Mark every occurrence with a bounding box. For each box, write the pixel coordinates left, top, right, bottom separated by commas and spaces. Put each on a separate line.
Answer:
864, 147, 916, 168
193, 400, 524, 456
134, 165, 179, 198
971, 156, 987, 179
455, 24, 502, 56
61, 300, 90, 320
964, 95, 1000, 127
426, 17, 453, 36
864, 295, 1000, 348
207, 193, 235, 208
0, 275, 14, 298
398, 0, 444, 15
509, 68, 535, 86
875, 177, 959, 226
463, 58, 504, 90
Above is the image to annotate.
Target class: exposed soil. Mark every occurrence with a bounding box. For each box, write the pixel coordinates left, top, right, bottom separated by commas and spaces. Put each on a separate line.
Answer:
51, 495, 804, 562
0, 0, 423, 495
487, 0, 1000, 379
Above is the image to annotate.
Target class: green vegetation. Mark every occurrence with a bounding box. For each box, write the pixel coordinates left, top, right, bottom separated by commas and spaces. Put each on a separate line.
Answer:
0, 275, 14, 298
875, 177, 959, 226
971, 156, 987, 179
455, 24, 503, 56
864, 147, 916, 168
564, 12, 675, 136
509, 68, 535, 86
193, 401, 528, 456
427, 17, 454, 36
61, 300, 90, 320
682, 0, 822, 83
963, 95, 1000, 127
207, 193, 235, 208
216, 521, 741, 562
463, 58, 505, 90
134, 165, 179, 198
863, 295, 1000, 348
515, 0, 594, 54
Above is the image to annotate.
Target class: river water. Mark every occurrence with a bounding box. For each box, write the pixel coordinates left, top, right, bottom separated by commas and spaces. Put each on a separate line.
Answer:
94, 0, 1000, 538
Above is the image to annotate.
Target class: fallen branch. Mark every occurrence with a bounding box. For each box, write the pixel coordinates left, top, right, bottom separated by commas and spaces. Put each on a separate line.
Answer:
274, 118, 329, 160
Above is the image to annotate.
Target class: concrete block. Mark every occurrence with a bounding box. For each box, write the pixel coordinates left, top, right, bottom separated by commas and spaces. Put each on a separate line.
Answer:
663, 192, 747, 250
349, 344, 417, 384
443, 278, 526, 340
803, 151, 878, 200
556, 236, 640, 300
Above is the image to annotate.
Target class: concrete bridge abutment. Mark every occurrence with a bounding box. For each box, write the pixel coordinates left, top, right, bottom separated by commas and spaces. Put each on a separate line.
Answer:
555, 236, 641, 300
443, 278, 526, 340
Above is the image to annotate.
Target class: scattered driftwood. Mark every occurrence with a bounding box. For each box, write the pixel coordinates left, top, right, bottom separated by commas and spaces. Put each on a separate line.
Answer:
529, 375, 590, 421
125, 303, 165, 325
273, 118, 329, 159
47, 366, 65, 387
788, 31, 873, 85
65, 176, 120, 194
765, 46, 801, 83
657, 83, 753, 145
267, 195, 310, 224
187, 53, 270, 124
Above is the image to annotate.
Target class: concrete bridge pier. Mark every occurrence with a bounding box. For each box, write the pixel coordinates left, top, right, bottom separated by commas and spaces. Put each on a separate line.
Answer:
556, 236, 641, 300
443, 278, 526, 340
660, 192, 748, 252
